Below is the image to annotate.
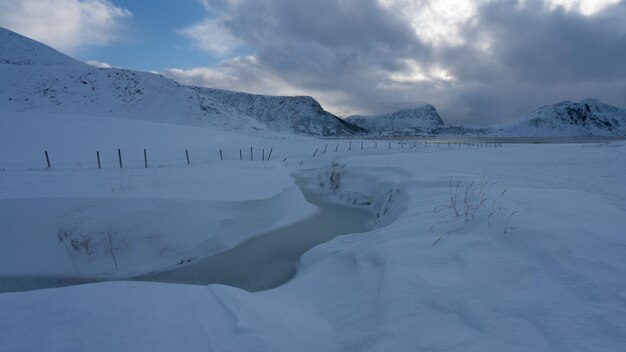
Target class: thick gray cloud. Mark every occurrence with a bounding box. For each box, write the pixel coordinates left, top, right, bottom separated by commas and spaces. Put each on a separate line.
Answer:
167, 0, 626, 124
475, 0, 626, 83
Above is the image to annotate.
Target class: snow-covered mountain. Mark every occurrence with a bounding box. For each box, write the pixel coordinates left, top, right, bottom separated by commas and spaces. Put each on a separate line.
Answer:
344, 100, 626, 137
4, 28, 623, 138
0, 27, 361, 136
345, 105, 443, 132
490, 99, 626, 137
191, 86, 363, 135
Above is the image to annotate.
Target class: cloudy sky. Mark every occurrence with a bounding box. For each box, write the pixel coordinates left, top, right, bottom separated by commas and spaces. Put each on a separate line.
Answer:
1, 0, 625, 124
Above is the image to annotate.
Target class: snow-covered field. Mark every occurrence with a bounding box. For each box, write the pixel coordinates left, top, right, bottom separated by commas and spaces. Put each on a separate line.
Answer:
1, 111, 626, 351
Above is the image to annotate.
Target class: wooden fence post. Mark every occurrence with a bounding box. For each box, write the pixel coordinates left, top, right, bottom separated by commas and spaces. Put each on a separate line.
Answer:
186, 149, 190, 165
144, 149, 148, 168
96, 151, 101, 169
335, 143, 339, 152
118, 149, 123, 168
262, 148, 265, 161
44, 151, 51, 168
250, 147, 253, 161
313, 148, 318, 157
323, 144, 328, 153
349, 141, 352, 151
220, 149, 223, 160
240, 149, 242, 160
267, 148, 273, 161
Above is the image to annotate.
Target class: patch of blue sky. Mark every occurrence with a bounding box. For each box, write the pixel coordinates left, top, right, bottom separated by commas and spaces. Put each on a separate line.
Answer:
74, 0, 247, 72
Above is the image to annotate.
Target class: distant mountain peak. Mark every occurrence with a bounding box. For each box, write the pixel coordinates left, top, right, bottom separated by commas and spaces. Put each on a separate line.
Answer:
493, 99, 626, 136
345, 104, 444, 131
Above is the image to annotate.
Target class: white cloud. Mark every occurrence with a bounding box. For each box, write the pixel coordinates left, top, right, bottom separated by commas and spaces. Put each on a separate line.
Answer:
177, 18, 243, 56
0, 0, 131, 54
379, 0, 484, 47
388, 59, 457, 83
85, 59, 113, 68
538, 0, 621, 16
163, 56, 306, 96
162, 56, 358, 116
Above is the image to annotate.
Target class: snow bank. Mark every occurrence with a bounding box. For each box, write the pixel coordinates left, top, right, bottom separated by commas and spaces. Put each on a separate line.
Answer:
0, 282, 331, 352
0, 181, 315, 278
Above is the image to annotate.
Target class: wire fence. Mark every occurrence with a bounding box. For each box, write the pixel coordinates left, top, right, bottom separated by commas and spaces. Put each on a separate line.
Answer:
292, 139, 502, 167
0, 146, 276, 171
0, 140, 501, 171
306, 139, 502, 154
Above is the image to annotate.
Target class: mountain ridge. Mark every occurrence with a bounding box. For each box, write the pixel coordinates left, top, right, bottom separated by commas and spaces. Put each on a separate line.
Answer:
2, 27, 625, 137
0, 27, 362, 136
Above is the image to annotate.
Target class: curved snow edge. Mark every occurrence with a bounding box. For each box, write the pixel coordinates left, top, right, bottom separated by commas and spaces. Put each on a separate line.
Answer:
0, 185, 317, 280
316, 161, 408, 227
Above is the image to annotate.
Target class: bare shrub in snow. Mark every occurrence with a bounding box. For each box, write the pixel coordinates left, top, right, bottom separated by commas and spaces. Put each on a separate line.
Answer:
105, 228, 119, 271
57, 228, 81, 277
432, 176, 518, 244
329, 162, 342, 191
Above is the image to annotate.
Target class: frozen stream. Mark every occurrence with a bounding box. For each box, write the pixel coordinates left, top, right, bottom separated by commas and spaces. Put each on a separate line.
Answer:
0, 172, 375, 293
134, 173, 375, 291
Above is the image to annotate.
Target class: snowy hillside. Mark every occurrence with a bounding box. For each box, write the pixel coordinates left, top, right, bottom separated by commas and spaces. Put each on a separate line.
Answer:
490, 99, 626, 137
0, 27, 360, 136
193, 87, 363, 135
345, 104, 443, 132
